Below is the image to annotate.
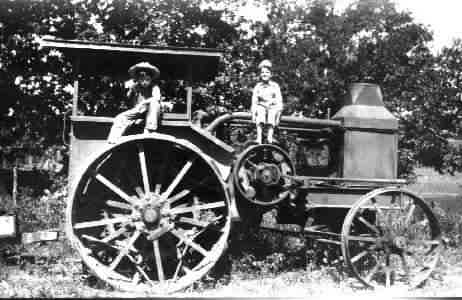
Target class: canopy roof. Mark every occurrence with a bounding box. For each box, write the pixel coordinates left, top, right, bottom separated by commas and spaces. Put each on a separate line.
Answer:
39, 38, 223, 81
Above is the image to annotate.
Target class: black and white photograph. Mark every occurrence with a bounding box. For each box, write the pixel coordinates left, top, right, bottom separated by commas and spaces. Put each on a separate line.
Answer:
0, 0, 461, 297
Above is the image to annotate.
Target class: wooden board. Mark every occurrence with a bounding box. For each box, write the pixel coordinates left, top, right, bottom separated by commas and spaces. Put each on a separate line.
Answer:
21, 230, 59, 244
0, 215, 16, 238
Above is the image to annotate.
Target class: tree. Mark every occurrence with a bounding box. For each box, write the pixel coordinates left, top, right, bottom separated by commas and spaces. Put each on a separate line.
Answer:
1, 0, 462, 178
228, 0, 462, 176
0, 0, 239, 152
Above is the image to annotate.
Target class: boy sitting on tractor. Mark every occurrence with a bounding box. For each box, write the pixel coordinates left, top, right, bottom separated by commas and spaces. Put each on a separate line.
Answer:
251, 59, 283, 144
107, 62, 161, 143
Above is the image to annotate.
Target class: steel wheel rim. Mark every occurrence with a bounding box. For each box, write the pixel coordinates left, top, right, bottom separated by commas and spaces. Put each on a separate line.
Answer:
67, 134, 231, 294
341, 187, 441, 289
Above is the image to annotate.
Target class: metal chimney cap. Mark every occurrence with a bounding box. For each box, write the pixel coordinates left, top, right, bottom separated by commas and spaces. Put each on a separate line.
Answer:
347, 83, 383, 107
332, 82, 398, 129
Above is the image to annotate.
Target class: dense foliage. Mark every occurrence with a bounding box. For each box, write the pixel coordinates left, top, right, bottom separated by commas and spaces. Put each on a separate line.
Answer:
1, 0, 462, 177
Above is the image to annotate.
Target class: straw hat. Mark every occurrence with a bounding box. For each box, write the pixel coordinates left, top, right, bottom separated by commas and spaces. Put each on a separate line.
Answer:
128, 62, 160, 79
258, 59, 272, 70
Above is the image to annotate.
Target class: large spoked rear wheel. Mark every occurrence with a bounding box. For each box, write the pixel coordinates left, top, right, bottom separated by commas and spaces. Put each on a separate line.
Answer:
341, 187, 442, 289
67, 134, 231, 294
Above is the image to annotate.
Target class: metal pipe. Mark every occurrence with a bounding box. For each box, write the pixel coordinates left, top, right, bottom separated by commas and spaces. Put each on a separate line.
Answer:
292, 175, 407, 185
228, 120, 334, 134
206, 112, 343, 132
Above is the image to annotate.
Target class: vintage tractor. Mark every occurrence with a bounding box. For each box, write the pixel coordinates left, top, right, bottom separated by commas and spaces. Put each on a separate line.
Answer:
40, 38, 442, 294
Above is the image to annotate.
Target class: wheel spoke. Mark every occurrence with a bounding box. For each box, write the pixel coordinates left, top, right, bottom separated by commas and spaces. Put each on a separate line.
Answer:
358, 216, 380, 235
82, 234, 137, 252
126, 254, 155, 287
372, 201, 385, 225
161, 159, 195, 200
169, 201, 226, 215
385, 265, 391, 288
102, 211, 116, 234
173, 246, 189, 281
132, 270, 141, 284
137, 143, 151, 195
109, 230, 141, 271
96, 174, 136, 205
182, 265, 192, 275
192, 196, 200, 220
135, 266, 154, 286
102, 225, 129, 243
134, 186, 144, 198
147, 223, 174, 241
155, 184, 162, 195
399, 254, 411, 279
153, 240, 165, 281
179, 217, 212, 228
405, 204, 416, 226
346, 235, 379, 243
407, 237, 441, 252
351, 249, 371, 264
74, 216, 132, 229
244, 159, 258, 170
246, 153, 259, 164
106, 200, 132, 211
126, 171, 144, 198
81, 234, 122, 250
171, 229, 210, 258
178, 217, 224, 233
404, 248, 438, 270
165, 189, 191, 206
365, 263, 381, 282
422, 239, 441, 246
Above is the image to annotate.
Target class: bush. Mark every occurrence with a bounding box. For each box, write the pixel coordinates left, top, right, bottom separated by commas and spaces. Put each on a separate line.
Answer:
6, 174, 67, 233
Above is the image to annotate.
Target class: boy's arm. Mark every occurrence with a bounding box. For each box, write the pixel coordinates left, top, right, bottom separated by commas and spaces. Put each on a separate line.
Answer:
138, 86, 161, 104
251, 85, 260, 122
273, 84, 283, 111
151, 85, 161, 102
251, 84, 259, 113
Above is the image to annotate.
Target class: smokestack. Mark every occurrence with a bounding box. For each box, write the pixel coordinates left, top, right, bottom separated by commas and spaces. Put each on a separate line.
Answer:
332, 83, 399, 179
333, 83, 397, 122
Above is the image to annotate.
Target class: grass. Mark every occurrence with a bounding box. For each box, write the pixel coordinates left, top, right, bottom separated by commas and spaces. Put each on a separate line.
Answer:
0, 239, 461, 298
407, 167, 462, 194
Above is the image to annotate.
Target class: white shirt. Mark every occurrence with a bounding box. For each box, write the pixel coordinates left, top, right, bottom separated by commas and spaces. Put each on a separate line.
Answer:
251, 80, 283, 110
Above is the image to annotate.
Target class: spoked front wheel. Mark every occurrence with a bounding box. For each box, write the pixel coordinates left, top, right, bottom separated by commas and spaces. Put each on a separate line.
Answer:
67, 134, 231, 294
341, 187, 442, 289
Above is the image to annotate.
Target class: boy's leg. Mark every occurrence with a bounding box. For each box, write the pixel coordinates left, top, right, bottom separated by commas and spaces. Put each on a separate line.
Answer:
267, 108, 281, 144
108, 111, 135, 143
145, 101, 160, 132
254, 105, 266, 144
256, 123, 263, 144
267, 125, 274, 144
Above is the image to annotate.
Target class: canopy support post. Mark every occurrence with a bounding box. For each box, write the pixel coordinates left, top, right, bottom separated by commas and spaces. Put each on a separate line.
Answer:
72, 57, 81, 116
186, 64, 193, 121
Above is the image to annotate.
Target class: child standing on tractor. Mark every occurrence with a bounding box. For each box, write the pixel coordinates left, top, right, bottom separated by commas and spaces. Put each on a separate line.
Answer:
107, 62, 161, 143
251, 60, 283, 144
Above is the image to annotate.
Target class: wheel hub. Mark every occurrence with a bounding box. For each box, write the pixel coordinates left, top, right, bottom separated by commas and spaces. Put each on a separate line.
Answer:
393, 236, 407, 249
256, 163, 281, 185
142, 205, 161, 225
